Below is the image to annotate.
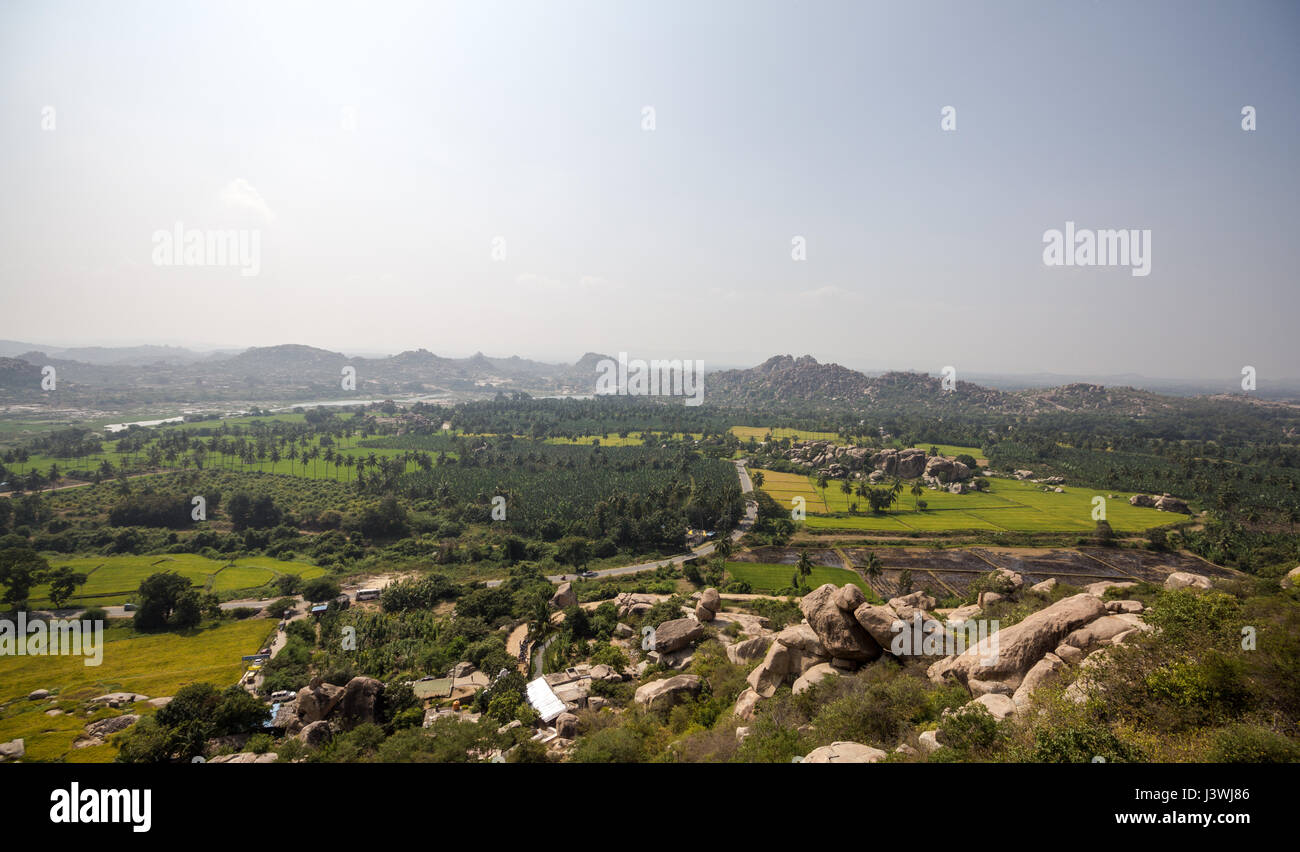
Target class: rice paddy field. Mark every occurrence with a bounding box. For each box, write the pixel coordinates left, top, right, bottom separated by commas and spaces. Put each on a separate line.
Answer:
0, 617, 274, 762
18, 554, 325, 609
752, 469, 1179, 533
724, 561, 869, 595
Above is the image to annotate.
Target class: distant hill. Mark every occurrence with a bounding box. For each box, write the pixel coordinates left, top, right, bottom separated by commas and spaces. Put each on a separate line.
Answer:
0, 345, 1294, 423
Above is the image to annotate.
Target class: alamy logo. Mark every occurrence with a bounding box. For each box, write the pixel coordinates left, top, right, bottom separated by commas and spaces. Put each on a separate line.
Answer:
50, 783, 151, 833
595, 352, 704, 406
1, 613, 103, 666
1042, 221, 1151, 277
152, 221, 261, 277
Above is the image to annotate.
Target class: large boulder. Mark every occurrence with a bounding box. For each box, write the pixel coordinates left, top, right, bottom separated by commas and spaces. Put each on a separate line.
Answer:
550, 582, 576, 609
85, 714, 139, 740
802, 741, 888, 763
792, 662, 839, 695
555, 712, 579, 739
726, 636, 772, 665
652, 617, 705, 653
27, 690, 49, 701
888, 591, 937, 620
801, 584, 881, 661
927, 594, 1109, 689
0, 739, 25, 761
733, 687, 762, 720
296, 678, 346, 724
746, 640, 801, 697
695, 603, 716, 622
774, 622, 827, 657
854, 603, 902, 647
1164, 572, 1211, 591
699, 588, 722, 613
1064, 614, 1146, 648
1281, 566, 1300, 590
1083, 581, 1137, 597
967, 693, 1017, 721
298, 720, 334, 747
1012, 653, 1066, 708
1030, 578, 1058, 595
338, 676, 384, 727
209, 752, 278, 764
634, 675, 703, 713
833, 584, 867, 612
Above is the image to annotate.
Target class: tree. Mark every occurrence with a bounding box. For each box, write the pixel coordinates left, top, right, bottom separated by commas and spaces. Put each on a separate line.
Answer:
751, 471, 765, 489
302, 576, 342, 602
134, 571, 203, 631
0, 547, 50, 609
795, 550, 813, 585
863, 550, 882, 583
556, 536, 591, 573
911, 481, 925, 510
713, 535, 734, 560
45, 566, 88, 608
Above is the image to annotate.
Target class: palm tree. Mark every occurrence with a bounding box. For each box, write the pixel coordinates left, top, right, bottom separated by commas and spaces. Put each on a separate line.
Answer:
911, 481, 925, 510
795, 550, 813, 586
863, 550, 882, 583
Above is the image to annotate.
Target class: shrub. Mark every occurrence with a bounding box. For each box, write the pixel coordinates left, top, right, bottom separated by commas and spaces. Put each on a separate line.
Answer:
1206, 724, 1300, 763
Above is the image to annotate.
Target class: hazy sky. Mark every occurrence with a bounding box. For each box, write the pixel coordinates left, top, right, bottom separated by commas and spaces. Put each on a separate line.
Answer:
1, 0, 1297, 380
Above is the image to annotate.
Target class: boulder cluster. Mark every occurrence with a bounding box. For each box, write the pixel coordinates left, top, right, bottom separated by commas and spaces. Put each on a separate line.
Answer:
723, 566, 1217, 757
1129, 493, 1191, 514
275, 675, 386, 746
774, 443, 976, 486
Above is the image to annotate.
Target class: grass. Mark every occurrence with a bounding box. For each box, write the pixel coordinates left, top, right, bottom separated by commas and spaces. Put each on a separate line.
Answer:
753, 469, 1177, 533
726, 561, 868, 594
19, 554, 324, 608
0, 617, 274, 762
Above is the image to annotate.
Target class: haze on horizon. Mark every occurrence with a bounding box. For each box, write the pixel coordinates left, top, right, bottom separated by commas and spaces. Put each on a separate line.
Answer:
1, 0, 1297, 384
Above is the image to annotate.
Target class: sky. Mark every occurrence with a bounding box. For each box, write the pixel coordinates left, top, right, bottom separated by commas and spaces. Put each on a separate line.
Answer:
1, 0, 1297, 382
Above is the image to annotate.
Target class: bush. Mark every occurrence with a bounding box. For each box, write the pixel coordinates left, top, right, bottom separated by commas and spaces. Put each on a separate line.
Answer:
1029, 723, 1144, 763
1206, 724, 1300, 763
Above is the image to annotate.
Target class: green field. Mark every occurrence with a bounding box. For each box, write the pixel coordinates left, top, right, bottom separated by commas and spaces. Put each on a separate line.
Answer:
0, 618, 274, 762
754, 469, 1179, 533
19, 554, 324, 609
726, 561, 869, 595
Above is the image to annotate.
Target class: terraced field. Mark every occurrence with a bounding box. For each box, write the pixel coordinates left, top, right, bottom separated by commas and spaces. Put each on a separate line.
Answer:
752, 469, 1179, 533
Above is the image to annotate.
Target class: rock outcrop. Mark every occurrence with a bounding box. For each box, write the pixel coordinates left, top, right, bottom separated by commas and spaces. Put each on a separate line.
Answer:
927, 593, 1108, 688
634, 675, 703, 713
550, 582, 576, 609
801, 741, 888, 763
652, 617, 705, 653
801, 584, 881, 661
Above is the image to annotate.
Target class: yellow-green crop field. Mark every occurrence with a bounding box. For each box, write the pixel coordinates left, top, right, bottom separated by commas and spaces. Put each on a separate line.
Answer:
0, 618, 274, 762
18, 554, 324, 609
753, 469, 1179, 532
